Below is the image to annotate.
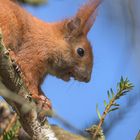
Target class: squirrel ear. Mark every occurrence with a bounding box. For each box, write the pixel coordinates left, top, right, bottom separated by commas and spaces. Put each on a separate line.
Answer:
67, 17, 81, 32
65, 17, 81, 36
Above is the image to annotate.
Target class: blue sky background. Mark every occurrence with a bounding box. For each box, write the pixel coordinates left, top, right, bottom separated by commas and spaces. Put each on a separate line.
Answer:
22, 0, 140, 139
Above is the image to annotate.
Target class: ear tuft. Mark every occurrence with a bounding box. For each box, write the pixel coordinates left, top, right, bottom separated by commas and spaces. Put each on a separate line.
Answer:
83, 11, 97, 34
75, 0, 101, 34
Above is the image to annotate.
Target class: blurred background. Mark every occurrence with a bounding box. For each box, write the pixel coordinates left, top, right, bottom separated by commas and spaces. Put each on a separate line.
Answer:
1, 0, 140, 139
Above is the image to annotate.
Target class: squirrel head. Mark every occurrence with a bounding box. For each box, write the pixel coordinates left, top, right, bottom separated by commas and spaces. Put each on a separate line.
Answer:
47, 0, 100, 83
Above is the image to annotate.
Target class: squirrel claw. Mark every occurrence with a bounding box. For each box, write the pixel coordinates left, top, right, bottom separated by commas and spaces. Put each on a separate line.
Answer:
8, 49, 21, 74
12, 61, 21, 74
38, 95, 52, 109
32, 94, 52, 118
31, 94, 52, 111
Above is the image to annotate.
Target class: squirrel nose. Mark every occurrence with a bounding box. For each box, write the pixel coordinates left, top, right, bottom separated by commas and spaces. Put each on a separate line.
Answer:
83, 75, 91, 83
84, 70, 92, 82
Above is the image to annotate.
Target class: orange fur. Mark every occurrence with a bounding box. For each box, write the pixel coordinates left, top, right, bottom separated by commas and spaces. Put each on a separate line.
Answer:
0, 0, 100, 109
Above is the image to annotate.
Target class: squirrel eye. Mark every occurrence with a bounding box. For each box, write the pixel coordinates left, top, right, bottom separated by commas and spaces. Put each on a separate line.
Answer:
77, 48, 85, 57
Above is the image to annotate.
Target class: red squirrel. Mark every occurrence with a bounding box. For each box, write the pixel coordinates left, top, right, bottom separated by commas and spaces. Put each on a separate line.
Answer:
0, 0, 100, 111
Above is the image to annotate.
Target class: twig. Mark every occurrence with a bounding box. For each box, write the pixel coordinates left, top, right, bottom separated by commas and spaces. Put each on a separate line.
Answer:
4, 113, 17, 134
93, 95, 116, 138
93, 77, 133, 139
0, 81, 33, 113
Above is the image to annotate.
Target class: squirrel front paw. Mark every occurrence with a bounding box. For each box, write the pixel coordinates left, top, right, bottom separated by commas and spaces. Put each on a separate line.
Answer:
31, 94, 53, 119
